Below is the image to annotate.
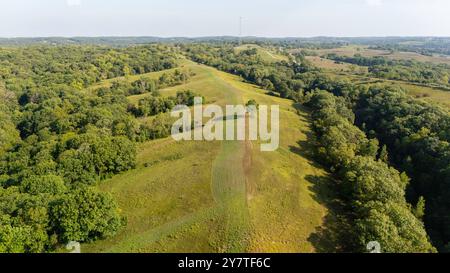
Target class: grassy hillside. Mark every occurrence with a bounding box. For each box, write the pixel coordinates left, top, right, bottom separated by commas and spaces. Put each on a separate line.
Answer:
235, 44, 289, 63
305, 56, 368, 74
82, 60, 332, 253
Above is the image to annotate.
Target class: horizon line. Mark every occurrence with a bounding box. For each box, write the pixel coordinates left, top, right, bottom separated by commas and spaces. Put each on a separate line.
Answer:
1, 35, 450, 39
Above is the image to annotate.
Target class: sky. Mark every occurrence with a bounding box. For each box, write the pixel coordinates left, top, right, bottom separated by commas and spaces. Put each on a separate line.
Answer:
0, 0, 449, 37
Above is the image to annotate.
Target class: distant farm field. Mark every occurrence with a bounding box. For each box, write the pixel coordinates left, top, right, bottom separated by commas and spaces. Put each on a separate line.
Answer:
294, 45, 450, 65
307, 58, 450, 110
305, 56, 368, 74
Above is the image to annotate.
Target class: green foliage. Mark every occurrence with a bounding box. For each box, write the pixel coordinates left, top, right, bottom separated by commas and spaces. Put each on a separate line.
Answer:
0, 89, 20, 155
130, 90, 200, 118
0, 186, 56, 253
111, 69, 194, 97
130, 77, 158, 95
20, 175, 67, 195
307, 90, 435, 253
50, 187, 123, 243
245, 99, 258, 109
414, 197, 426, 221
378, 145, 389, 163
57, 134, 136, 184
354, 86, 450, 250
307, 90, 377, 168
355, 201, 435, 253
175, 90, 199, 106
0, 224, 41, 253
134, 96, 175, 117
343, 156, 407, 204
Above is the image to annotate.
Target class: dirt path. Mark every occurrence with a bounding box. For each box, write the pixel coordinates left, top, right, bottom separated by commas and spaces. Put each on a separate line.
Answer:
207, 67, 252, 252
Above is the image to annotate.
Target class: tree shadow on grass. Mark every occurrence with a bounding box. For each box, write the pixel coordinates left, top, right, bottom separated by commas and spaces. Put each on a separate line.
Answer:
305, 175, 355, 253
288, 106, 355, 252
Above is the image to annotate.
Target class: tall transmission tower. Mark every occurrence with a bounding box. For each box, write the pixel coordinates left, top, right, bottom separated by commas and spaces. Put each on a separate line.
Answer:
239, 16, 243, 45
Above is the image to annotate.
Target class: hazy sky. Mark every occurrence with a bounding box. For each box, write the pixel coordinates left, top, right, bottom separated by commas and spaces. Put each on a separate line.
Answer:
1, 0, 449, 37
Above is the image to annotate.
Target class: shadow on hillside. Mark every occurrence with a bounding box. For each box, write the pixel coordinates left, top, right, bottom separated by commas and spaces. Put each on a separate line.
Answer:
288, 106, 354, 252
305, 175, 354, 253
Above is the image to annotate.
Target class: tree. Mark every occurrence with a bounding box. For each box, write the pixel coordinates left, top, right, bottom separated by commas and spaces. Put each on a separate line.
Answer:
343, 156, 408, 204
50, 187, 123, 243
414, 196, 426, 221
378, 145, 389, 163
20, 175, 67, 195
355, 201, 436, 253
0, 224, 35, 253
262, 79, 274, 90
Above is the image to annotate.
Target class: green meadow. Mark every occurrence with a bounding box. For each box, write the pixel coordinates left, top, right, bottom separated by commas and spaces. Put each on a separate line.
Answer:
83, 59, 332, 253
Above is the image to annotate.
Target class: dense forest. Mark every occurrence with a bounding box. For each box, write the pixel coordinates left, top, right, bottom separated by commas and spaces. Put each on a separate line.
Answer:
305, 90, 435, 252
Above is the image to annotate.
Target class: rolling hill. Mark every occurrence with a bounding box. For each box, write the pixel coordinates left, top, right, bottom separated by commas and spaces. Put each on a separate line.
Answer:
82, 60, 333, 253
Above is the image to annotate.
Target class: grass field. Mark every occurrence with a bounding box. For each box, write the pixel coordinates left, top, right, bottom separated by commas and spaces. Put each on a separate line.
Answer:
82, 59, 332, 253
293, 45, 450, 65
320, 70, 450, 110
235, 44, 289, 63
389, 81, 450, 109
305, 56, 368, 74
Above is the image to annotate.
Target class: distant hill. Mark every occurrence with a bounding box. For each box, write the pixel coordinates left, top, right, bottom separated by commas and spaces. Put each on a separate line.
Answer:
1, 36, 450, 55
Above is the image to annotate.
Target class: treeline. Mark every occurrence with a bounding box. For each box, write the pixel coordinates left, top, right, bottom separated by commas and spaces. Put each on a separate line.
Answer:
305, 90, 435, 253
368, 39, 450, 57
126, 89, 199, 141
326, 54, 450, 87
103, 68, 194, 97
129, 90, 198, 117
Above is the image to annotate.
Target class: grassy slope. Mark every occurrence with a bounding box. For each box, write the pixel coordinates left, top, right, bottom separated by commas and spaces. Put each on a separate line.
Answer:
294, 45, 450, 65
235, 44, 289, 63
305, 56, 368, 74
82, 60, 332, 253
